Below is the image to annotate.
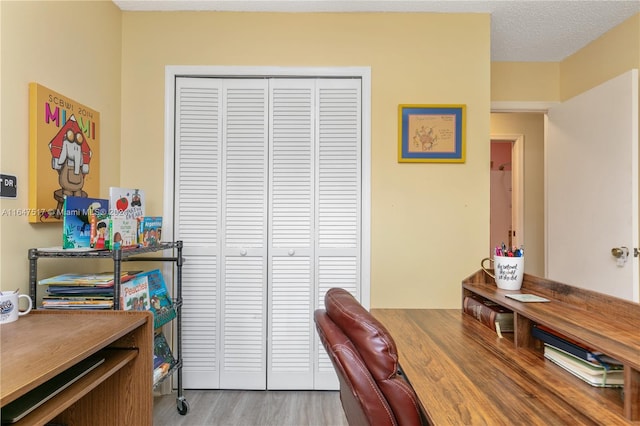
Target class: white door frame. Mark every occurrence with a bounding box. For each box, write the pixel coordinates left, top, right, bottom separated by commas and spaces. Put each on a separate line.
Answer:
164, 66, 372, 307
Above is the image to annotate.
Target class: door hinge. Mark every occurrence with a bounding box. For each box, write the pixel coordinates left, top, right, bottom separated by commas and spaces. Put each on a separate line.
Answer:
634, 248, 639, 258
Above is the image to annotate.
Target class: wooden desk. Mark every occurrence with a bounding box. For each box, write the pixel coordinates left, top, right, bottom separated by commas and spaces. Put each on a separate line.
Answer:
372, 309, 634, 425
1, 310, 153, 426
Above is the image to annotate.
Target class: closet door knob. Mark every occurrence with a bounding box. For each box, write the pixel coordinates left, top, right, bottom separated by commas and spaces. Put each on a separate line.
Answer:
240, 249, 247, 256
288, 249, 295, 256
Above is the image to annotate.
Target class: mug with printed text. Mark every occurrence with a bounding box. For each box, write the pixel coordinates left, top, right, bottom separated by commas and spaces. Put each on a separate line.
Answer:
481, 255, 524, 290
0, 292, 33, 324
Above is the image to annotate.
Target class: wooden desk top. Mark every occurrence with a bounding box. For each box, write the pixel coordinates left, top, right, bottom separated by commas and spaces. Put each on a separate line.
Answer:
0, 310, 151, 406
372, 309, 632, 426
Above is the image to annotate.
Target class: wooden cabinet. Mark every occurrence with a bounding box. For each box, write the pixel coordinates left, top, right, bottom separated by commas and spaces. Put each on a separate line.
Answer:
0, 310, 153, 426
462, 270, 640, 422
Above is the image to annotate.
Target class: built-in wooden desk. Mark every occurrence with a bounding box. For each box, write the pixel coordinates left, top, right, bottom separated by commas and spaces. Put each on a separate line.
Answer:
1, 310, 153, 426
373, 309, 635, 425
373, 271, 640, 425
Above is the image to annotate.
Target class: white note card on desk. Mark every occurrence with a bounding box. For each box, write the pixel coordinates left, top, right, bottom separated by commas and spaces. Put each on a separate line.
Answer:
505, 293, 550, 302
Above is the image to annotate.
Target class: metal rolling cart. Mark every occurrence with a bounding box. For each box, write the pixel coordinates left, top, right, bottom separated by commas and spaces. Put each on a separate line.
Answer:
28, 240, 189, 415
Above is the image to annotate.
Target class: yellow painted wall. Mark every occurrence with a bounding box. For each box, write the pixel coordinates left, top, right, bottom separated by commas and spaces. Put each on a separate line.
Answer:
491, 62, 560, 102
561, 14, 640, 101
120, 12, 492, 308
0, 1, 122, 292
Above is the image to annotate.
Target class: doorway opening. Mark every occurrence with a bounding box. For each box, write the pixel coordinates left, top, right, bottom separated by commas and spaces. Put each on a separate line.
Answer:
489, 135, 524, 257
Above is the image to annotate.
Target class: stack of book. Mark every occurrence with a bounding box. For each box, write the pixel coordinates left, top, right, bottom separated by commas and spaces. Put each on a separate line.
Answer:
532, 324, 623, 387
39, 271, 139, 309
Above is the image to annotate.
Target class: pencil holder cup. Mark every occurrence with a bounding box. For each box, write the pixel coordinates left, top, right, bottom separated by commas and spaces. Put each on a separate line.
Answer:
481, 256, 524, 290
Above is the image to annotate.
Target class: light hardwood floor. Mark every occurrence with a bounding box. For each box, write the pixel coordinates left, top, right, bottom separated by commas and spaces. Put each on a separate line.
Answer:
154, 390, 349, 426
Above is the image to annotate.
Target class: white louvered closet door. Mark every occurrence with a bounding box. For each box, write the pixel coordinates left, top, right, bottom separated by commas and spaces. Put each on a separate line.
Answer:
174, 77, 223, 389
267, 78, 362, 389
314, 79, 362, 389
175, 76, 361, 390
175, 78, 269, 390
220, 79, 269, 389
267, 79, 315, 389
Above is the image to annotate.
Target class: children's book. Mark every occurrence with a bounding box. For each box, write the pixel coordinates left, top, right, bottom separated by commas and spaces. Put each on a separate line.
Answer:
109, 187, 145, 220
39, 272, 121, 287
46, 286, 114, 296
153, 332, 176, 385
41, 297, 113, 310
139, 216, 163, 247
39, 270, 140, 287
136, 269, 177, 329
89, 211, 110, 249
120, 274, 151, 311
62, 196, 109, 249
109, 216, 139, 249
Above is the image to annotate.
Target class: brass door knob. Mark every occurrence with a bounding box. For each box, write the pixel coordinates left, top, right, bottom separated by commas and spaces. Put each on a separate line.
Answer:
611, 247, 629, 258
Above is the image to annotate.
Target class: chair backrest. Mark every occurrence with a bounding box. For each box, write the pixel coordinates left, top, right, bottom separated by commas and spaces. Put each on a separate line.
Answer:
314, 288, 427, 426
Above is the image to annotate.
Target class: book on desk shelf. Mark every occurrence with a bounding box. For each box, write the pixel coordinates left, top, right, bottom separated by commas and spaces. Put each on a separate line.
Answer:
544, 344, 623, 387
531, 324, 622, 367
463, 295, 514, 333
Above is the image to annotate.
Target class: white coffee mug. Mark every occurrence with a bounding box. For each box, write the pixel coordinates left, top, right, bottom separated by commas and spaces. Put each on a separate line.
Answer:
481, 255, 524, 290
0, 292, 33, 324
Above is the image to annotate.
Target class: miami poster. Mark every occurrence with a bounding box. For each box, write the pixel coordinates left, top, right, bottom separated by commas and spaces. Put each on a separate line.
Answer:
29, 83, 100, 223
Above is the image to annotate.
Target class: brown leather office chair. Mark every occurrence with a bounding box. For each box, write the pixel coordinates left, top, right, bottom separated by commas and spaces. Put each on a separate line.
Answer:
314, 288, 427, 426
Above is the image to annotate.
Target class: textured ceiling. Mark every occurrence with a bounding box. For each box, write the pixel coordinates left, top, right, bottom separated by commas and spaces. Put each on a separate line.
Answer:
112, 0, 640, 62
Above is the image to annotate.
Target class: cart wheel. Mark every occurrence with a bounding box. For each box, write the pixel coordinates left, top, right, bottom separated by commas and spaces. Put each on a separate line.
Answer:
177, 397, 189, 415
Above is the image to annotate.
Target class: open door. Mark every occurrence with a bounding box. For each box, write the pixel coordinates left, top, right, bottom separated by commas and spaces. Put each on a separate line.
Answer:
546, 69, 639, 302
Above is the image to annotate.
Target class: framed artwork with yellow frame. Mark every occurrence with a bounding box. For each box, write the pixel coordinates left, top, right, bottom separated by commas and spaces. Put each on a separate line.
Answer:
398, 104, 466, 163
